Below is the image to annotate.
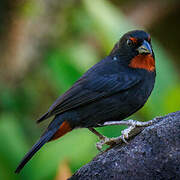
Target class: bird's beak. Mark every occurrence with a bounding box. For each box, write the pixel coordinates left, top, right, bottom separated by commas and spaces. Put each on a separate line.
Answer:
137, 40, 152, 55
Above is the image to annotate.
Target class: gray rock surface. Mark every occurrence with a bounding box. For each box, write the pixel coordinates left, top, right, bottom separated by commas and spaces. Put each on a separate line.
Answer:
69, 111, 180, 180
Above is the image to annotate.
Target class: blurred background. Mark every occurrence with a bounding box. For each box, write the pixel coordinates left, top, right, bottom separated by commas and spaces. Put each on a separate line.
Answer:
0, 0, 180, 179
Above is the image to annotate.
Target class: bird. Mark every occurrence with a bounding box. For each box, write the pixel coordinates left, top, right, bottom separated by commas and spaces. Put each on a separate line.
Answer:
15, 30, 156, 173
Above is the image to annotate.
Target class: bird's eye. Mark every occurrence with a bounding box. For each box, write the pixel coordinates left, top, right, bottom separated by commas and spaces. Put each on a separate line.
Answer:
127, 37, 137, 46
127, 39, 133, 46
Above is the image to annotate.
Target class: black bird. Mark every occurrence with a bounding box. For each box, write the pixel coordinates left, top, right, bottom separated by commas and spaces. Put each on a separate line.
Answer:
15, 30, 156, 173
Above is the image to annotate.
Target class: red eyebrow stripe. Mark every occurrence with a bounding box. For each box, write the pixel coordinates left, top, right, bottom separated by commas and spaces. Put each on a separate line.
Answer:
130, 37, 138, 43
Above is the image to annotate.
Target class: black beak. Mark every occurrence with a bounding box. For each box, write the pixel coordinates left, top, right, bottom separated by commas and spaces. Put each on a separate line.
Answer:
137, 40, 152, 55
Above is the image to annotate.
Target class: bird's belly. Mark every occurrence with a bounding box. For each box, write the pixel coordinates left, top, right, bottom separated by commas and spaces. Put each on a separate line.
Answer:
69, 89, 147, 127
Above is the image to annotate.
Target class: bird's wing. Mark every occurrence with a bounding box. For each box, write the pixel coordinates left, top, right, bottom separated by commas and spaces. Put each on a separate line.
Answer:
37, 59, 141, 123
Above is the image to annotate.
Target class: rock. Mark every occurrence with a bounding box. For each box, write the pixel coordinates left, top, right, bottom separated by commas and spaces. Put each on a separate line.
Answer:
69, 111, 180, 180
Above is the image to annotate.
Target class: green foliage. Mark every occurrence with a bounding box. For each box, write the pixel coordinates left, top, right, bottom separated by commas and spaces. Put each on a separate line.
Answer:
0, 0, 179, 179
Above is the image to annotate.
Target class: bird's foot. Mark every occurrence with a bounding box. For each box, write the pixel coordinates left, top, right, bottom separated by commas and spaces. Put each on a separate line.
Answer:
103, 119, 153, 127
119, 119, 153, 140
96, 119, 153, 151
96, 133, 132, 151
89, 120, 153, 151
88, 128, 119, 151
96, 136, 120, 152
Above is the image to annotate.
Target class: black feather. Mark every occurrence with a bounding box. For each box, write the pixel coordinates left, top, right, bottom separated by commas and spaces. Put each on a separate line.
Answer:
36, 112, 49, 123
15, 130, 54, 173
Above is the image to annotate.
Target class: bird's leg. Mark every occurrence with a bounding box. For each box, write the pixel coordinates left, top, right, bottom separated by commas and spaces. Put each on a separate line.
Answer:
92, 119, 153, 151
88, 127, 105, 140
102, 119, 153, 127
102, 119, 153, 143
88, 128, 116, 151
89, 120, 153, 151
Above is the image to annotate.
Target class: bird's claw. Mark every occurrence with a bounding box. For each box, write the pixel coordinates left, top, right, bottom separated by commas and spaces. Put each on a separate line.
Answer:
96, 136, 111, 151
96, 136, 127, 151
95, 120, 154, 151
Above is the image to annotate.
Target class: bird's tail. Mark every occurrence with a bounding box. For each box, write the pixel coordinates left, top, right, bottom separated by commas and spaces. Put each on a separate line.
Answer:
15, 118, 72, 174
15, 130, 54, 174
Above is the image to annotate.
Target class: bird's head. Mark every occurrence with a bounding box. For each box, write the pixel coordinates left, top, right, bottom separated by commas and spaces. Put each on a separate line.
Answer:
110, 30, 155, 72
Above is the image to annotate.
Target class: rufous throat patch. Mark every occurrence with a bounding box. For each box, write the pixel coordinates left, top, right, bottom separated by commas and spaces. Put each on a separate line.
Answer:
129, 54, 155, 72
